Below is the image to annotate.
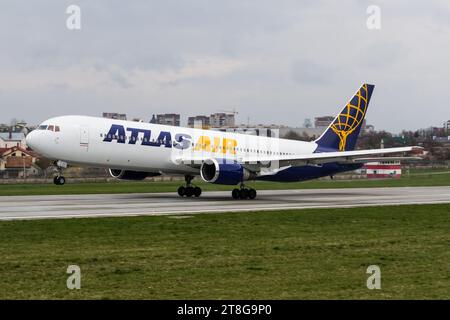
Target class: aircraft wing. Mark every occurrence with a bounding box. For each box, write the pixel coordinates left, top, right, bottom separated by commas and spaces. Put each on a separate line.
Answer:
177, 146, 423, 168
241, 146, 423, 167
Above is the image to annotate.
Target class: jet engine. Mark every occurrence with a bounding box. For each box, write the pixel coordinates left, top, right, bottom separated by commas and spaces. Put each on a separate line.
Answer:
109, 169, 160, 181
200, 159, 254, 185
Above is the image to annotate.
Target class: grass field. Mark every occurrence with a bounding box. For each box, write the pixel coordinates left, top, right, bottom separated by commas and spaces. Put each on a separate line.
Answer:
0, 204, 449, 299
0, 170, 450, 196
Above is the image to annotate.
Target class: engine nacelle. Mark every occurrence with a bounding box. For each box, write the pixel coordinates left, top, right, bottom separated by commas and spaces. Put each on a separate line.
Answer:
109, 169, 160, 181
200, 159, 254, 185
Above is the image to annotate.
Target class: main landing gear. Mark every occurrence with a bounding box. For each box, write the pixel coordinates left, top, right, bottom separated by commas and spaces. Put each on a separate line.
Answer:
232, 184, 257, 200
178, 175, 202, 198
52, 160, 67, 186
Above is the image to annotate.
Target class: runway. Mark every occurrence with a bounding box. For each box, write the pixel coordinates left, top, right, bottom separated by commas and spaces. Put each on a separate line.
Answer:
0, 186, 449, 220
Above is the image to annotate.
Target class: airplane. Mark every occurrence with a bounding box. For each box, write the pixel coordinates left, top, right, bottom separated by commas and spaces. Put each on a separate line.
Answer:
25, 84, 422, 200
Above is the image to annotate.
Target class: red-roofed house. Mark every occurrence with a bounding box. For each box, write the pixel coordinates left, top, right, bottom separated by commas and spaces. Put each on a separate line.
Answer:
0, 146, 41, 178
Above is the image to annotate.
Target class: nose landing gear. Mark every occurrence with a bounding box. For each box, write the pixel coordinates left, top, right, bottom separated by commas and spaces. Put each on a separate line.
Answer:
178, 175, 202, 198
52, 160, 67, 185
53, 175, 66, 185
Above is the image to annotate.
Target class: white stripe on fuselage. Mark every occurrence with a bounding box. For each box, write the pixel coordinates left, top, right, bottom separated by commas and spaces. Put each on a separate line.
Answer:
28, 115, 318, 174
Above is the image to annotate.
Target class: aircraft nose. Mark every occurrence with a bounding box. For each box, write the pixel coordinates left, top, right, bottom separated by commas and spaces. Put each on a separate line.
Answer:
25, 130, 39, 150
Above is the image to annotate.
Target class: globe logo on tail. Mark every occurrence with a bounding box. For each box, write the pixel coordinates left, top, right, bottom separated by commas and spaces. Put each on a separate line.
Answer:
330, 84, 369, 151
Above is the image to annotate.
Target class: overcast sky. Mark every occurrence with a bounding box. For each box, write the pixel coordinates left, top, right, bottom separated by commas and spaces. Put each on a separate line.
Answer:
0, 0, 449, 132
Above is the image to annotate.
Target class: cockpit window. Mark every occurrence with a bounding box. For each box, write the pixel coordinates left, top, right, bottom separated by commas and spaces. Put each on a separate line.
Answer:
39, 124, 60, 132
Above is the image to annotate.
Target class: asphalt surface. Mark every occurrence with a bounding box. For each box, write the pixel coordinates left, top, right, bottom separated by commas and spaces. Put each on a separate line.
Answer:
0, 186, 449, 220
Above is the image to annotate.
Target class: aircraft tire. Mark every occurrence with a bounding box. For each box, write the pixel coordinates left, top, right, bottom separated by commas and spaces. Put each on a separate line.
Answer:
239, 188, 249, 199
194, 187, 202, 197
57, 176, 66, 185
185, 187, 194, 197
232, 188, 240, 199
177, 186, 185, 197
248, 188, 257, 200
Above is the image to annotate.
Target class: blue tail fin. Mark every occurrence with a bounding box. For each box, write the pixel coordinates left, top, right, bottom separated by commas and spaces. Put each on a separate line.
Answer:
315, 83, 374, 152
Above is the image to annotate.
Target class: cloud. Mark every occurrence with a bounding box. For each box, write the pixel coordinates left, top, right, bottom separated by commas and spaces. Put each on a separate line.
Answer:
291, 60, 336, 85
0, 0, 449, 132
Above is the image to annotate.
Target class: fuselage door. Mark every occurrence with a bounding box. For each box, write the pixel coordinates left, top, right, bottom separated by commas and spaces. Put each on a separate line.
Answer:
80, 126, 89, 150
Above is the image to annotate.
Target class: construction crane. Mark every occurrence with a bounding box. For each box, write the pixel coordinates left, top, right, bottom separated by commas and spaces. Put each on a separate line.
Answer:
217, 108, 239, 116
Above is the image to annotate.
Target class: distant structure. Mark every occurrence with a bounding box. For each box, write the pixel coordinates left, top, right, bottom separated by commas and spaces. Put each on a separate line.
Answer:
0, 122, 31, 134
212, 124, 283, 138
151, 114, 180, 127
0, 132, 27, 149
315, 115, 367, 133
0, 146, 41, 178
188, 115, 210, 129
314, 116, 334, 129
210, 113, 235, 128
102, 112, 127, 120
0, 124, 8, 132
364, 124, 375, 133
279, 127, 323, 140
364, 160, 402, 179
210, 123, 324, 140
186, 112, 235, 129
444, 120, 450, 133
417, 126, 446, 139
303, 118, 313, 128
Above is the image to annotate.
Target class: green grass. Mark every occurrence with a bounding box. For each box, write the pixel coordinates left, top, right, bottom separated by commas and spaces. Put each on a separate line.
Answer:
0, 204, 449, 299
408, 167, 450, 175
1, 171, 450, 196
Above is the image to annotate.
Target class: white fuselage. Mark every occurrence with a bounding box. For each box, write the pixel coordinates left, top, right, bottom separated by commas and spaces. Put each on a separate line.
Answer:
26, 115, 318, 175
